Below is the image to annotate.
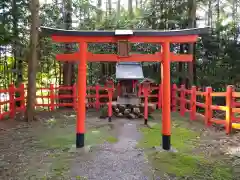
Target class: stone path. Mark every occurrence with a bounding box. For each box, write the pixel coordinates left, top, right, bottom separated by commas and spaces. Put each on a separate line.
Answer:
71, 120, 154, 180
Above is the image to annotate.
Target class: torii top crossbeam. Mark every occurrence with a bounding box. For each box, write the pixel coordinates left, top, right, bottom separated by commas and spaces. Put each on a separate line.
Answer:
41, 27, 209, 63
41, 26, 209, 150
41, 26, 208, 37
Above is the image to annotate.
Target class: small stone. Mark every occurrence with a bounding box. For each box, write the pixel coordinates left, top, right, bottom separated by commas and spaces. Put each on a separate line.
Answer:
133, 107, 140, 114
114, 108, 120, 113
116, 113, 123, 117
119, 104, 126, 111
128, 113, 136, 119
124, 109, 131, 115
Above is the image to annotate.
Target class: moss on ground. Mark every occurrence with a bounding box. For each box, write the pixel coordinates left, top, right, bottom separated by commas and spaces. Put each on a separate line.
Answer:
138, 117, 232, 180
33, 123, 118, 179
39, 126, 118, 149
75, 176, 88, 180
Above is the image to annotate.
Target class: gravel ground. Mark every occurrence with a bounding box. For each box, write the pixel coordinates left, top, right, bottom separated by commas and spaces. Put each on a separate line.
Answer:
71, 121, 155, 180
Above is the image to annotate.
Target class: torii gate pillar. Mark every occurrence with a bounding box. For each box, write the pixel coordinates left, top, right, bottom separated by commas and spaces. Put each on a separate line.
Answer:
76, 42, 87, 147
162, 41, 171, 149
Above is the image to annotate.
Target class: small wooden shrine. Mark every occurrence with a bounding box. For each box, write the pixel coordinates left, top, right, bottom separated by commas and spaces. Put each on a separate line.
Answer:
116, 62, 144, 105
113, 65, 157, 119
115, 40, 144, 105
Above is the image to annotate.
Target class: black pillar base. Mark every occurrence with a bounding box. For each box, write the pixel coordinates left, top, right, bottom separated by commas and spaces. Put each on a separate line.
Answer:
76, 133, 84, 148
108, 116, 112, 122
144, 119, 148, 125
162, 134, 171, 150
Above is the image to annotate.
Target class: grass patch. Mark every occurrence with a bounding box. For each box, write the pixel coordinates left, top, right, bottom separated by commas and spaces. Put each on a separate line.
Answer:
138, 118, 232, 179
38, 126, 118, 149
106, 136, 118, 143
138, 123, 199, 151
75, 176, 88, 180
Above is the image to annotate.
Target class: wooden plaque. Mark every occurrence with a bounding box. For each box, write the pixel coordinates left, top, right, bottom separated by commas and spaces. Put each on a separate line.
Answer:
117, 40, 130, 57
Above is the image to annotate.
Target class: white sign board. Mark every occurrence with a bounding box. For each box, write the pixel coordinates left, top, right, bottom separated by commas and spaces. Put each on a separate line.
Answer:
115, 30, 133, 35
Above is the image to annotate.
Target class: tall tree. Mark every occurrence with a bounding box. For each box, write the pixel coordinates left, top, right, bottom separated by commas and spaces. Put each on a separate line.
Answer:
97, 0, 102, 24
207, 0, 212, 26
26, 0, 40, 121
62, 0, 74, 86
187, 0, 197, 87
117, 0, 121, 20
128, 0, 133, 21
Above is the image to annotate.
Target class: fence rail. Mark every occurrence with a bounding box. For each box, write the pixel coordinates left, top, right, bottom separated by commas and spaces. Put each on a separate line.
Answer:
172, 84, 240, 134
0, 83, 240, 134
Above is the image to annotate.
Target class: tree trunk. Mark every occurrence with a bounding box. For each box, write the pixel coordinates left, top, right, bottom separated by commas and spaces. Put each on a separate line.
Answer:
178, 44, 185, 86
26, 0, 40, 121
60, 0, 74, 107
116, 0, 121, 22
151, 0, 156, 29
186, 0, 196, 88
63, 0, 74, 86
135, 0, 138, 9
108, 0, 112, 16
12, 0, 23, 107
216, 0, 220, 39
128, 0, 133, 21
207, 0, 212, 27
97, 0, 102, 23
232, 0, 237, 41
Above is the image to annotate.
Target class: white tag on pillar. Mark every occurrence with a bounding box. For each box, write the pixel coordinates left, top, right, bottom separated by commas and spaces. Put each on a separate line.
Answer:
115, 30, 133, 35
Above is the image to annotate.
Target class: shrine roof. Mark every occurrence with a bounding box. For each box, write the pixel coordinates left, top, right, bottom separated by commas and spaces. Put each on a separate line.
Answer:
116, 62, 144, 80
40, 26, 210, 37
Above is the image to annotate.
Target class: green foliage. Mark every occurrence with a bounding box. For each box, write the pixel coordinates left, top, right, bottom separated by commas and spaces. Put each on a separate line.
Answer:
1, 0, 240, 91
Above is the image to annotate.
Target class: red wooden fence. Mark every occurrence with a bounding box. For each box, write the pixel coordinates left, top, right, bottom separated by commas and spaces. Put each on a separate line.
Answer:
1, 83, 240, 134
0, 83, 113, 120
172, 84, 240, 134
0, 84, 25, 120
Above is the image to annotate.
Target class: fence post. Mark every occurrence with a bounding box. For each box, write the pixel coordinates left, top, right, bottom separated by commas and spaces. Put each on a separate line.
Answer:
73, 83, 77, 111
133, 80, 136, 93
108, 87, 113, 122
180, 84, 185, 116
95, 84, 100, 110
20, 83, 25, 111
171, 84, 177, 112
50, 84, 54, 111
205, 87, 212, 127
157, 83, 162, 109
117, 83, 121, 97
9, 84, 15, 119
0, 97, 2, 119
143, 84, 149, 125
0, 106, 2, 120
190, 86, 196, 120
138, 84, 142, 97
231, 86, 236, 122
226, 85, 233, 134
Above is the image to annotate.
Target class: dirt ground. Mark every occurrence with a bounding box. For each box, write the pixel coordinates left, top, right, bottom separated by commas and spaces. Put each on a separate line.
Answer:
0, 109, 240, 180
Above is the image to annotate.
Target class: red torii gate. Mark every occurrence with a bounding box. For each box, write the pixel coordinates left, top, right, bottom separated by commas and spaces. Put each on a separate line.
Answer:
41, 27, 209, 150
